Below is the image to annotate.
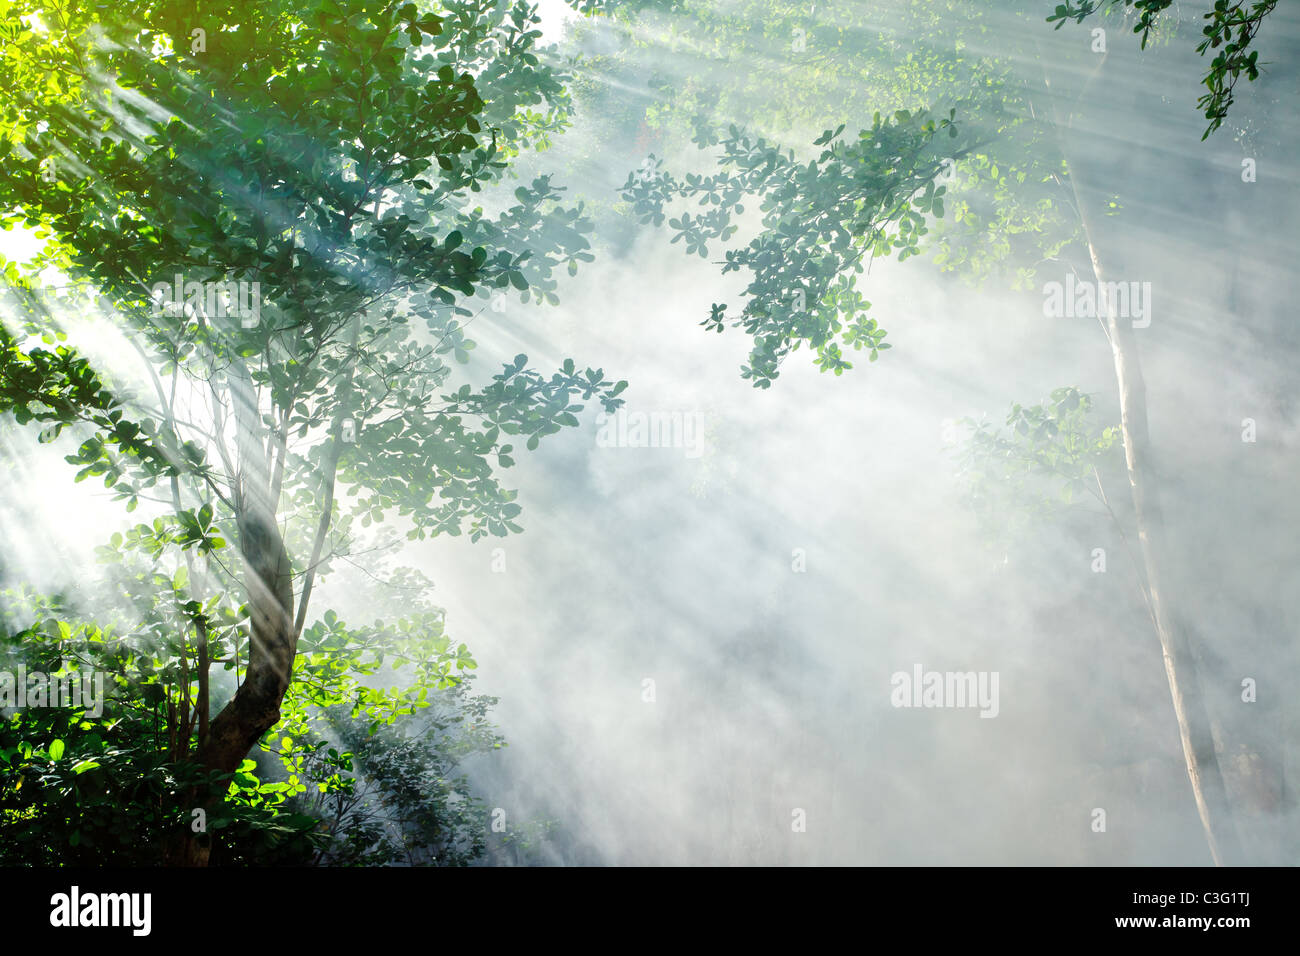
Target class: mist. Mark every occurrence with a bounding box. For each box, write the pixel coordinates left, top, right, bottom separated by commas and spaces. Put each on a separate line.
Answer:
1, 0, 1296, 867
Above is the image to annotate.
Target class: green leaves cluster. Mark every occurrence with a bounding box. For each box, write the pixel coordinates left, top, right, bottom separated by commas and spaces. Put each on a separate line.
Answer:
0, 586, 316, 864
623, 110, 962, 386
1, 540, 502, 864
1047, 0, 1277, 138
0, 0, 623, 560
954, 386, 1121, 542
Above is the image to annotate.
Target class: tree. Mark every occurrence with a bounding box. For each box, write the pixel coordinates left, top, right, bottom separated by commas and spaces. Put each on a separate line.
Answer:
1, 0, 625, 864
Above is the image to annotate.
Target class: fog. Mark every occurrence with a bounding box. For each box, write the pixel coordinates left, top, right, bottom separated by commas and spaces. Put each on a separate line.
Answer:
2, 0, 1297, 865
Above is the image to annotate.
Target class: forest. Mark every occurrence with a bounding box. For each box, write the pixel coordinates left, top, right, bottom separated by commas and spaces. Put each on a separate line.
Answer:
0, 0, 1294, 869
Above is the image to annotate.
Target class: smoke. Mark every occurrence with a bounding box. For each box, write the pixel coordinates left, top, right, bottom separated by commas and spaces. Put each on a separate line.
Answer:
2, 0, 1297, 864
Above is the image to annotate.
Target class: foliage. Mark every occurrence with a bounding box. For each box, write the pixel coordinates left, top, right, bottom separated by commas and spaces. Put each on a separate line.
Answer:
0, 559, 501, 864
286, 681, 502, 866
953, 386, 1122, 544
1047, 0, 1277, 138
571, 0, 1099, 379
484, 815, 563, 866
623, 110, 964, 386
0, 587, 321, 864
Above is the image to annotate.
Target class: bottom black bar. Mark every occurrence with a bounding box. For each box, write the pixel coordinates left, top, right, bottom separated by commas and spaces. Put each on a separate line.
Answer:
1, 865, 1279, 944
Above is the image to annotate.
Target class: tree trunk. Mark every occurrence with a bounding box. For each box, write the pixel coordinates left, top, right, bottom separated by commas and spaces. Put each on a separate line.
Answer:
200, 505, 297, 777
163, 505, 296, 866
1035, 40, 1241, 865
165, 363, 299, 866
1061, 142, 1241, 868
